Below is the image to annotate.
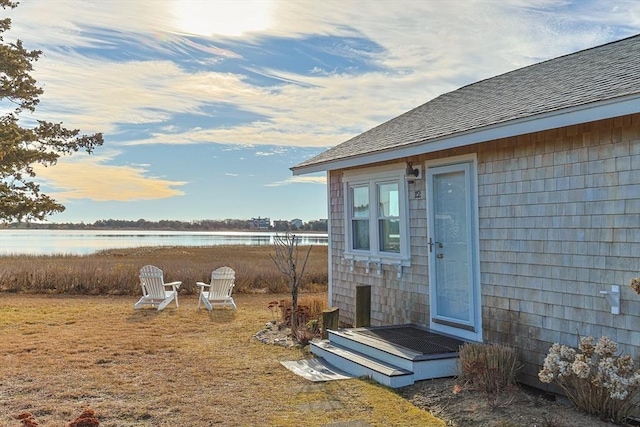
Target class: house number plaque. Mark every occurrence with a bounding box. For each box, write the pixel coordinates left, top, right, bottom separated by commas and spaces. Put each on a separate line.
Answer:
414, 190, 422, 198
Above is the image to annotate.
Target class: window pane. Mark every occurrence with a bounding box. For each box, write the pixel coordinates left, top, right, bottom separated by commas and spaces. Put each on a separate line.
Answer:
352, 219, 370, 250
379, 219, 400, 252
378, 183, 399, 217
352, 186, 369, 218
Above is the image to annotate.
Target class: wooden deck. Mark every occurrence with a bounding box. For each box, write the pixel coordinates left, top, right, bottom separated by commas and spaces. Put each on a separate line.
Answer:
354, 325, 465, 357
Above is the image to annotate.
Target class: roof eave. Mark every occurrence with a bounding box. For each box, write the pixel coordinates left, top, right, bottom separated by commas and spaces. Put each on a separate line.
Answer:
291, 94, 640, 176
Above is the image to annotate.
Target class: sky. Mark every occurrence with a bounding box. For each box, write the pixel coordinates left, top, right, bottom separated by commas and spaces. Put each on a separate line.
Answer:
3, 0, 638, 223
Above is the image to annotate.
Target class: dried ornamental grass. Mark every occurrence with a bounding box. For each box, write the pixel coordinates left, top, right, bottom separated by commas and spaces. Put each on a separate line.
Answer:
457, 343, 522, 409
459, 343, 521, 391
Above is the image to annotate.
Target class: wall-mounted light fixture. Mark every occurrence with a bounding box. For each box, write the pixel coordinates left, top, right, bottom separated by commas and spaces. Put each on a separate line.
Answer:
406, 161, 421, 180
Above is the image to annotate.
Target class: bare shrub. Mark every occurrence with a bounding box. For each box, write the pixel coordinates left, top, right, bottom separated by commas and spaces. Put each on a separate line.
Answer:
459, 343, 522, 407
295, 327, 316, 346
267, 295, 327, 344
270, 232, 313, 336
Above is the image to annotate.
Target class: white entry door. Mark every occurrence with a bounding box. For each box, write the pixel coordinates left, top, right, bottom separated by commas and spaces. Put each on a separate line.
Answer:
427, 159, 481, 341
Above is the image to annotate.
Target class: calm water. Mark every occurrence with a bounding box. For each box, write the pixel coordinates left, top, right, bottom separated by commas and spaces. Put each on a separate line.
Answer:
0, 229, 328, 256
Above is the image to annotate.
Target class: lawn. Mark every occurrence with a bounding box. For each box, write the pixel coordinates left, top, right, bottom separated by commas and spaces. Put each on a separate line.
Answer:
0, 293, 444, 427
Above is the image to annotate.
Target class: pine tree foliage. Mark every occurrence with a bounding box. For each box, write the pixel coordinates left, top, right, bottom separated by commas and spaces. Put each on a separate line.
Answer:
0, 0, 103, 222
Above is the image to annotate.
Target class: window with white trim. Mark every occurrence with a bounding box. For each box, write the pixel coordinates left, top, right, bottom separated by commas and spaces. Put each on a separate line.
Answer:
343, 164, 411, 268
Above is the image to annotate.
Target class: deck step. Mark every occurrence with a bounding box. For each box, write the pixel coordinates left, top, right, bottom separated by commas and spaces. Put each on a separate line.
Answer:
327, 329, 419, 371
311, 340, 414, 388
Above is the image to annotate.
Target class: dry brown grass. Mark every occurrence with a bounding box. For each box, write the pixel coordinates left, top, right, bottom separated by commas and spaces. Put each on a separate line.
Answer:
0, 245, 328, 295
0, 293, 444, 427
268, 295, 328, 325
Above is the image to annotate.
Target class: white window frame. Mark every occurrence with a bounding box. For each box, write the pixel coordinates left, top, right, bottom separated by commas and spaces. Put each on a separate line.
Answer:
343, 163, 411, 276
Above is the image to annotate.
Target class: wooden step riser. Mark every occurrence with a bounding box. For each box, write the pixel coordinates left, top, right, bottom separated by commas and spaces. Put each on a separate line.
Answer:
315, 332, 462, 386
310, 342, 414, 389
412, 358, 460, 380
327, 331, 415, 371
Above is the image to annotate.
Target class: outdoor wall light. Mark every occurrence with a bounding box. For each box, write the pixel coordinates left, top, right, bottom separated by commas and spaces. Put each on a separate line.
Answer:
406, 161, 421, 179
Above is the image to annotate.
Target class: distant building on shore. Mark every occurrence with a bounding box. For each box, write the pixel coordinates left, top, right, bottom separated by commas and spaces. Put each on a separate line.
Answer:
249, 217, 271, 229
272, 220, 289, 231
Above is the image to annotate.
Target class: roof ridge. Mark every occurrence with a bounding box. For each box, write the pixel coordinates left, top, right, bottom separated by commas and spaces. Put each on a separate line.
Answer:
455, 34, 640, 92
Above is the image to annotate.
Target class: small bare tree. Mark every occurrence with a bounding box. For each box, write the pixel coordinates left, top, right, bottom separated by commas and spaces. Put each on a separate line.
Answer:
270, 231, 313, 335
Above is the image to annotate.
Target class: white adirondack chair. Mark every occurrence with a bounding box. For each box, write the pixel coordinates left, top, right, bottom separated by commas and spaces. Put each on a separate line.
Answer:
197, 266, 237, 310
134, 265, 181, 311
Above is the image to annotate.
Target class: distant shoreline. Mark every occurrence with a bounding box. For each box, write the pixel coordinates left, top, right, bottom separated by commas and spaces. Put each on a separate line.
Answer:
1, 227, 327, 233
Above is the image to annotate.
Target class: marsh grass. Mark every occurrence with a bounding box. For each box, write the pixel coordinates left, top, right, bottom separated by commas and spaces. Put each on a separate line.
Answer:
0, 293, 444, 427
0, 245, 328, 295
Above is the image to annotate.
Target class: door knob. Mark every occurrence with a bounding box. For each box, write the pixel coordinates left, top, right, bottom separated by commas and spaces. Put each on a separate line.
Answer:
429, 238, 444, 252
437, 253, 444, 259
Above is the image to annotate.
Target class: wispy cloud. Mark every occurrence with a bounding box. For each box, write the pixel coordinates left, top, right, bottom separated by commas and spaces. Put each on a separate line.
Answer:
33, 152, 187, 202
265, 176, 327, 187
8, 0, 638, 152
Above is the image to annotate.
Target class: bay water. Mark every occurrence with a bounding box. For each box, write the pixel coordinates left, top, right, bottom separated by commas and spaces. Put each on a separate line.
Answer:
0, 229, 328, 256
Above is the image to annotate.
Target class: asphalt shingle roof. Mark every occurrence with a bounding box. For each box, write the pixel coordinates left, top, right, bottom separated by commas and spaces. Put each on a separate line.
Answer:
293, 35, 640, 171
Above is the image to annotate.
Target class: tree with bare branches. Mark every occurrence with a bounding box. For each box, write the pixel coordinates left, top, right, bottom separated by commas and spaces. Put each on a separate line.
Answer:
270, 231, 313, 335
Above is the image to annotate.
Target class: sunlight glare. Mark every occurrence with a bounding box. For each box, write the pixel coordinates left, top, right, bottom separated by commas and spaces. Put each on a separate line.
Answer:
171, 0, 273, 37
